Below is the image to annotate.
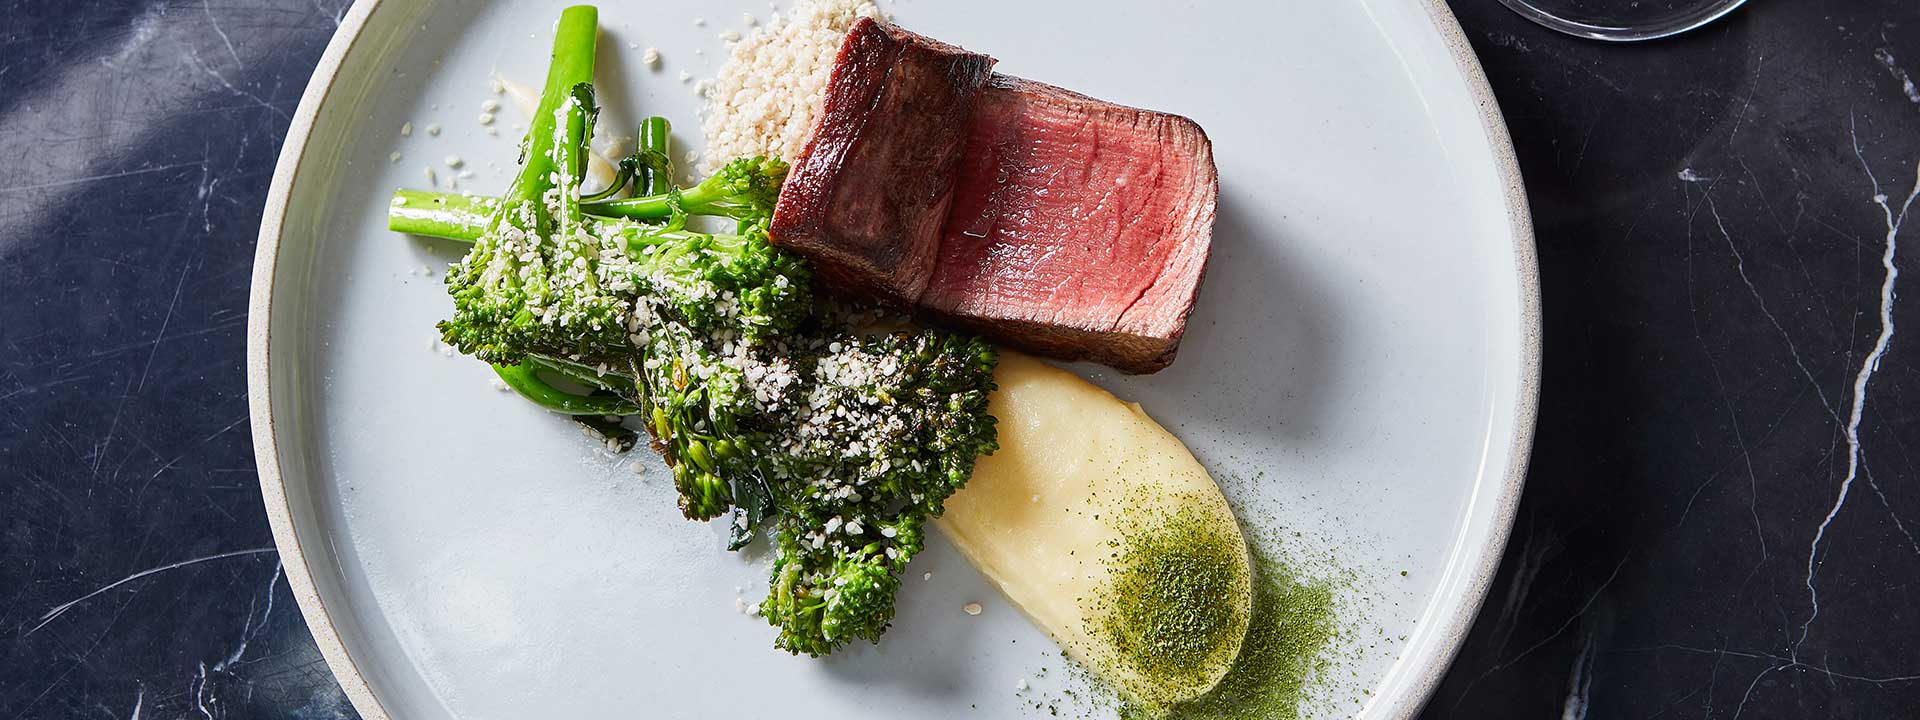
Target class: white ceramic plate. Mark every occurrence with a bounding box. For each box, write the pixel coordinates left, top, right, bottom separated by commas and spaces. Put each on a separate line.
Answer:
250, 1, 1537, 718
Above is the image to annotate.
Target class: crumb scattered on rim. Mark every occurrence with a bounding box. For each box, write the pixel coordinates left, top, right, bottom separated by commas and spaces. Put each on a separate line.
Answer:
699, 0, 881, 175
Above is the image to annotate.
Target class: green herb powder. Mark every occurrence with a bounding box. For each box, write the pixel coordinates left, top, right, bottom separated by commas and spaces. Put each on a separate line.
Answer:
1104, 519, 1340, 720
1161, 554, 1338, 720
1101, 513, 1249, 688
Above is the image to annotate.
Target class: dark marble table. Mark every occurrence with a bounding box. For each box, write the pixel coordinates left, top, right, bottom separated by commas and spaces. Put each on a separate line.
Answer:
3, 1, 1917, 718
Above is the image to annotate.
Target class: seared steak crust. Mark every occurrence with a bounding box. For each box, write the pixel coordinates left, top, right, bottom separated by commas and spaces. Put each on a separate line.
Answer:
769, 18, 995, 305
769, 25, 1217, 374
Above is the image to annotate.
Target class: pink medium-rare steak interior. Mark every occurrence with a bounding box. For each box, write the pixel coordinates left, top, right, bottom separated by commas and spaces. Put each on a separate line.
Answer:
923, 75, 1218, 373
769, 18, 995, 306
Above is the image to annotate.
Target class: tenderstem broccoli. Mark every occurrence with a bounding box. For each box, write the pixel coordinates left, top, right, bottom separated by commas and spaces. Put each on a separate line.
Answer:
385, 4, 1000, 658
436, 6, 627, 367
582, 116, 674, 202
399, 155, 790, 232
584, 156, 788, 222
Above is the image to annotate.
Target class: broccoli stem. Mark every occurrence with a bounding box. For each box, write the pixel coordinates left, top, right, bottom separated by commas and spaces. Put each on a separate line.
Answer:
637, 116, 673, 196
578, 116, 673, 203
491, 353, 638, 417
579, 163, 633, 203
580, 193, 680, 220
391, 149, 781, 239
388, 199, 765, 254
517, 5, 599, 200
388, 190, 495, 239
491, 362, 637, 416
389, 177, 757, 235
527, 353, 636, 393
582, 182, 756, 220
391, 187, 690, 232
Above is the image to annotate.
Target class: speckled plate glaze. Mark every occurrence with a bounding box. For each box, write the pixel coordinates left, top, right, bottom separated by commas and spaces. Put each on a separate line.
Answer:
249, 1, 1539, 718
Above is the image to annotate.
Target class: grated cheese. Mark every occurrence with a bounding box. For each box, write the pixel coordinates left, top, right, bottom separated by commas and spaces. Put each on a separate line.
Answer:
699, 0, 880, 174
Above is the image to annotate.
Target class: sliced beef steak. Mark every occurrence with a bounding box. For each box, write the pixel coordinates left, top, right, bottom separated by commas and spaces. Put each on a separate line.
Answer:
923, 75, 1218, 374
769, 18, 995, 306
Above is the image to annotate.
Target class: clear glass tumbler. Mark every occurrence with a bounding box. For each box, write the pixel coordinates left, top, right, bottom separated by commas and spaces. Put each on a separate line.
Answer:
1494, 0, 1749, 41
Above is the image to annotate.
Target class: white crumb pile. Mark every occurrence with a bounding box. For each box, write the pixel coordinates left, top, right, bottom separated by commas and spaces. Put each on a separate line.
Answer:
699, 0, 881, 174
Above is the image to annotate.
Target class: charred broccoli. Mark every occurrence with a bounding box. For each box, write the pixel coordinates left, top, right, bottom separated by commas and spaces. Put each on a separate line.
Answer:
385, 4, 999, 658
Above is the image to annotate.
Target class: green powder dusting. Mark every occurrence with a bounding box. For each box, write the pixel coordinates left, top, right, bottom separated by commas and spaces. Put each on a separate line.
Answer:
1028, 473, 1377, 719
1105, 538, 1339, 720
1099, 511, 1249, 692
1160, 551, 1338, 720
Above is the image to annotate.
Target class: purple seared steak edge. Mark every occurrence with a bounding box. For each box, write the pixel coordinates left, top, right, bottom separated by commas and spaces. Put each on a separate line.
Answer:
769, 17, 996, 306
771, 23, 1218, 375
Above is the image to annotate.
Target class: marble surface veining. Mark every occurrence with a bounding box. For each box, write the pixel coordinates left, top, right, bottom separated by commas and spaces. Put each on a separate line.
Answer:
1, 1, 1917, 718
1437, 1, 1920, 717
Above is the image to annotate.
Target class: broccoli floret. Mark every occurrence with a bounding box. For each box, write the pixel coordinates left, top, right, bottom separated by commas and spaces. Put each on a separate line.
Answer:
778, 330, 1000, 509
749, 330, 998, 654
615, 218, 813, 344
631, 317, 759, 520
676, 156, 788, 219
762, 529, 903, 656
613, 216, 812, 521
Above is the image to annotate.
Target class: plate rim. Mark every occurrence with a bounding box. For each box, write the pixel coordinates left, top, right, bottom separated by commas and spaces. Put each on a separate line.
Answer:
246, 2, 1540, 718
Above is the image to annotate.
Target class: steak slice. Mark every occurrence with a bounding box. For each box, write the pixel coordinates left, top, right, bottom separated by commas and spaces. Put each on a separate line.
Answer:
769, 18, 995, 306
922, 75, 1218, 374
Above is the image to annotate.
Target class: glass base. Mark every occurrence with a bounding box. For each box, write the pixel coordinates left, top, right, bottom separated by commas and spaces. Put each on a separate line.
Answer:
1494, 0, 1748, 42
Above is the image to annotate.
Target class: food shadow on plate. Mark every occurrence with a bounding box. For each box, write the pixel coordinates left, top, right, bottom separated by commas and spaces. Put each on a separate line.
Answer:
590, 28, 636, 153
594, 27, 708, 189
1100, 196, 1340, 450
408, 235, 471, 273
